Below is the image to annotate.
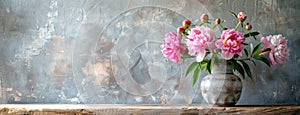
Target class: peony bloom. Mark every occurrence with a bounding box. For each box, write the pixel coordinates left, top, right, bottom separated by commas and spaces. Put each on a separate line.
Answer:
182, 19, 191, 29
215, 29, 245, 59
260, 35, 289, 65
161, 32, 186, 63
215, 18, 221, 25
246, 23, 252, 31
177, 26, 185, 34
200, 14, 209, 23
237, 12, 247, 22
186, 26, 215, 62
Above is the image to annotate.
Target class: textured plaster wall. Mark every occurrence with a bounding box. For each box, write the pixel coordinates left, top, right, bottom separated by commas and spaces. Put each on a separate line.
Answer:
0, 0, 299, 104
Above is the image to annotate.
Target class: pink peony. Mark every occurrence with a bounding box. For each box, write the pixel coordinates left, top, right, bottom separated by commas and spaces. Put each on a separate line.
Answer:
215, 29, 245, 59
186, 26, 215, 62
161, 32, 186, 63
260, 35, 289, 65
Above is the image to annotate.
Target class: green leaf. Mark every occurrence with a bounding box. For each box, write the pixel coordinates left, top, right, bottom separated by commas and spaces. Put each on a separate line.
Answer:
185, 62, 199, 77
250, 43, 254, 55
240, 60, 252, 79
236, 62, 245, 79
192, 66, 201, 86
260, 48, 271, 56
206, 59, 212, 74
205, 50, 211, 56
200, 61, 207, 70
244, 33, 250, 38
212, 25, 217, 29
243, 49, 248, 57
252, 31, 260, 36
242, 42, 249, 45
229, 60, 237, 71
211, 57, 215, 71
233, 54, 239, 58
255, 57, 271, 67
230, 11, 237, 18
253, 35, 257, 40
252, 43, 263, 54
250, 59, 256, 66
244, 32, 260, 38
252, 43, 263, 57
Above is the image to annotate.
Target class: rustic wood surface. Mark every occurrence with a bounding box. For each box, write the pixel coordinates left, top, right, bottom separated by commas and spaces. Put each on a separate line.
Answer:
0, 104, 300, 115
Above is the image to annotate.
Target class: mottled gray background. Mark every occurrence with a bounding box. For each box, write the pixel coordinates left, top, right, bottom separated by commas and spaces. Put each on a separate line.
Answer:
0, 0, 299, 105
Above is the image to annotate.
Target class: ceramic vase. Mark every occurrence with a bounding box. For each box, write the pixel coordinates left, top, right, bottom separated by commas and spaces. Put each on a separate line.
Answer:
200, 61, 242, 106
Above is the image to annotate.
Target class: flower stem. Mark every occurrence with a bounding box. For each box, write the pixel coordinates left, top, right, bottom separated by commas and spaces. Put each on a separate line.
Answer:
243, 30, 249, 35
235, 21, 241, 30
219, 24, 225, 30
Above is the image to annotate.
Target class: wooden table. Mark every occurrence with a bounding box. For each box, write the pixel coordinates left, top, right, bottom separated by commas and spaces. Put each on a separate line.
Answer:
0, 104, 300, 115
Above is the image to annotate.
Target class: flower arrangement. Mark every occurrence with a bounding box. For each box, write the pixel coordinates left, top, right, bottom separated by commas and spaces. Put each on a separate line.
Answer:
161, 11, 289, 85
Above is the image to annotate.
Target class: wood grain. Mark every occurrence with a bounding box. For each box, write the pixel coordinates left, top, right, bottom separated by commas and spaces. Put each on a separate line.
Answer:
0, 104, 299, 115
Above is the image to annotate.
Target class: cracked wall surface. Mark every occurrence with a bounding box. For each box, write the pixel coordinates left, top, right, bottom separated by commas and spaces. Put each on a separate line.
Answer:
0, 0, 299, 104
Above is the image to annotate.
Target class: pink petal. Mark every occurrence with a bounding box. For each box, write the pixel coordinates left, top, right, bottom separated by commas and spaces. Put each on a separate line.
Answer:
215, 39, 223, 49
260, 37, 272, 50
237, 51, 243, 56
207, 41, 216, 50
222, 52, 234, 60
269, 53, 277, 66
274, 54, 284, 64
196, 49, 206, 62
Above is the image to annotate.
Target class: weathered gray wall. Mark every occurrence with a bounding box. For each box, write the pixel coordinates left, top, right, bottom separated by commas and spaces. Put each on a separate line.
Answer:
0, 0, 299, 104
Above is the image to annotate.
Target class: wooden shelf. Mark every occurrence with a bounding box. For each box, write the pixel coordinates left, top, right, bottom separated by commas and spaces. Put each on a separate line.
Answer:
0, 104, 300, 114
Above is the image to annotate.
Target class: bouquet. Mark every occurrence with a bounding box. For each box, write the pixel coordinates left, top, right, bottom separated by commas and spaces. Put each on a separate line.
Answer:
161, 11, 289, 85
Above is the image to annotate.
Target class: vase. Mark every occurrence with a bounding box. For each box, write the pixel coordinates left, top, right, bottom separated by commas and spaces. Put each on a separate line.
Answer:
200, 61, 242, 106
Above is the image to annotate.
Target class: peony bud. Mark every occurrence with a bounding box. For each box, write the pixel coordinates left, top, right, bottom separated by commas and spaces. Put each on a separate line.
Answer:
182, 19, 191, 29
246, 23, 252, 30
238, 12, 247, 22
215, 18, 221, 25
177, 26, 185, 34
200, 14, 209, 23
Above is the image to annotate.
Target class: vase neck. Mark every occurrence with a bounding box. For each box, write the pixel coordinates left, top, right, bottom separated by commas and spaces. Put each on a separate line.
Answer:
211, 61, 233, 74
